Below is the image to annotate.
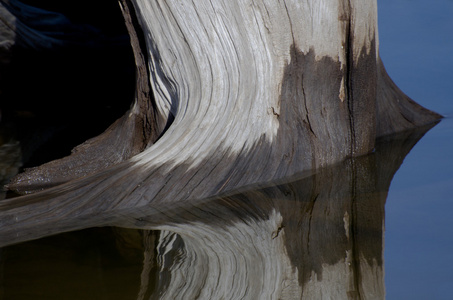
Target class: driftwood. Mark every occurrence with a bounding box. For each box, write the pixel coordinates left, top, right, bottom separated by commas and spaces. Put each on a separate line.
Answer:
2, 0, 441, 196
0, 0, 442, 242
0, 4, 442, 297
0, 124, 434, 298
0, 0, 443, 296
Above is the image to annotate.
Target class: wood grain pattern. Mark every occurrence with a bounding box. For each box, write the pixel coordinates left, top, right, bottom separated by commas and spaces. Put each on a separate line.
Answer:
1, 1, 442, 294
2, 0, 440, 197
0, 123, 434, 299
0, 0, 441, 227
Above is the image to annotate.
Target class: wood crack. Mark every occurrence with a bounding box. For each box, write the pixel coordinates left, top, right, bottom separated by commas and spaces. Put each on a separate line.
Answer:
344, 1, 356, 157
283, 1, 296, 46
272, 224, 285, 239
301, 77, 315, 137
306, 193, 319, 254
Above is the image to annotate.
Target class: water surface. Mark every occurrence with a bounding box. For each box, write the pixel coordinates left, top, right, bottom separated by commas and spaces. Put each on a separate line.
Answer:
379, 0, 453, 299
0, 0, 452, 299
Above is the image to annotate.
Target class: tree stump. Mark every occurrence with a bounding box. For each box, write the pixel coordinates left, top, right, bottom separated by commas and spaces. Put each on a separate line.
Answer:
0, 0, 441, 233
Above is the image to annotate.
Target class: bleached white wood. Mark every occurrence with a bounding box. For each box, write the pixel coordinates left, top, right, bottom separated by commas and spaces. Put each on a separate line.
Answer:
1, 0, 441, 235
0, 0, 442, 297
4, 0, 440, 197
131, 0, 378, 165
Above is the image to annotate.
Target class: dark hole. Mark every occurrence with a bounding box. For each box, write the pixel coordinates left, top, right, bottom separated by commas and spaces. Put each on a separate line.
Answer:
0, 0, 135, 167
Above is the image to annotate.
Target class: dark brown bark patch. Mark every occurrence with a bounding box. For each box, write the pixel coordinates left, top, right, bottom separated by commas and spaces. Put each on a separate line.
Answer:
376, 57, 442, 137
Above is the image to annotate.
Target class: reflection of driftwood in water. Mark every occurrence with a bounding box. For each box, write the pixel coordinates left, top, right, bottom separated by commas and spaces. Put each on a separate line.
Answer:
137, 230, 158, 300
0, 0, 442, 297
0, 123, 435, 248
1, 124, 432, 298
121, 125, 434, 299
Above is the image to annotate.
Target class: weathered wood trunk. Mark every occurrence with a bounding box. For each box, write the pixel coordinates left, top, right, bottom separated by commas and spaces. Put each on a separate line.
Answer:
2, 0, 441, 196
0, 1, 442, 297
0, 1, 440, 238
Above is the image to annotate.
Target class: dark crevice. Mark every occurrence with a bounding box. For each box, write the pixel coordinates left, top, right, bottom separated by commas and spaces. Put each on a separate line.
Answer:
119, 0, 167, 145
306, 193, 319, 255
301, 78, 316, 137
344, 7, 356, 158
349, 158, 363, 300
2, 0, 170, 194
343, 3, 363, 297
1, 0, 136, 168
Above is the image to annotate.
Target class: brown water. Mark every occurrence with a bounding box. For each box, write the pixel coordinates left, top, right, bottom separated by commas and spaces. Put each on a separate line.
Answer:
1, 228, 145, 300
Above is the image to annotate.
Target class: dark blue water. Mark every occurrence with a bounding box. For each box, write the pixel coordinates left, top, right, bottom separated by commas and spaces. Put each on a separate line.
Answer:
379, 1, 453, 298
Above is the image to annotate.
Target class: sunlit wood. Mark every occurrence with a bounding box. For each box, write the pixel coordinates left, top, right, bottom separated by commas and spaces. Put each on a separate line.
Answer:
0, 1, 442, 297
2, 0, 440, 197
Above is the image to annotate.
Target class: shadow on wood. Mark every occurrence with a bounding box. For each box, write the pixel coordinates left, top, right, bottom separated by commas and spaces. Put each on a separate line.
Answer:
0, 3, 444, 297
1, 0, 442, 197
0, 122, 437, 299
0, 2, 444, 297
